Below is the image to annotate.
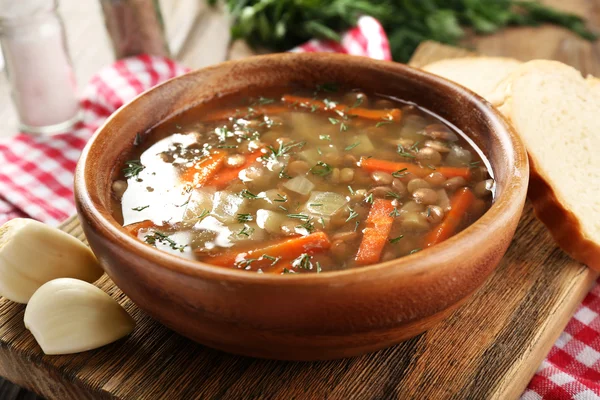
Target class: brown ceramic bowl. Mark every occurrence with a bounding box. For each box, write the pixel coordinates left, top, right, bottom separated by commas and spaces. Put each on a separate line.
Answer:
74, 53, 528, 360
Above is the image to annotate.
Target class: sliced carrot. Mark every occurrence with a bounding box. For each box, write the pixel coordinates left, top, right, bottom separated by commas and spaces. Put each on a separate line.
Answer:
355, 199, 395, 266
281, 95, 402, 121
205, 150, 263, 189
200, 105, 290, 122
360, 157, 425, 177
424, 187, 475, 247
124, 220, 156, 236
201, 232, 331, 269
179, 150, 226, 187
436, 166, 472, 180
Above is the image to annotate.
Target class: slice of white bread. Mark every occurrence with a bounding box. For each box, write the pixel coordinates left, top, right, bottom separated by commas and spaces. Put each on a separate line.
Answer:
422, 57, 522, 101
491, 60, 600, 270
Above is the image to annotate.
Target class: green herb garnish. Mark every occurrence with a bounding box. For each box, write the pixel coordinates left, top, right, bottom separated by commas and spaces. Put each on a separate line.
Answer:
375, 120, 392, 128
240, 189, 263, 199
397, 145, 416, 159
237, 213, 254, 223
409, 248, 421, 255
123, 160, 145, 179
344, 142, 360, 151
392, 168, 409, 178
319, 134, 331, 141
144, 231, 186, 252
310, 161, 333, 177
365, 193, 374, 204
389, 207, 401, 217
386, 191, 401, 199
348, 186, 355, 195
316, 261, 322, 273
274, 194, 287, 202
287, 213, 310, 221
132, 205, 149, 211
256, 96, 275, 105
389, 235, 404, 244
346, 208, 359, 222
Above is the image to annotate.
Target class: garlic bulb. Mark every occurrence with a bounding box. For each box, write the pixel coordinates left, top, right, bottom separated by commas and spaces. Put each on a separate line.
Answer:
0, 218, 104, 303
24, 278, 135, 355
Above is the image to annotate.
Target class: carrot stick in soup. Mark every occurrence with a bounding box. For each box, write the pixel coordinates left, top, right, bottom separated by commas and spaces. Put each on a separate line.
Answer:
355, 199, 395, 265
424, 187, 475, 247
124, 220, 156, 236
206, 150, 263, 189
281, 95, 402, 121
360, 157, 425, 177
179, 150, 226, 187
436, 166, 472, 180
201, 232, 331, 269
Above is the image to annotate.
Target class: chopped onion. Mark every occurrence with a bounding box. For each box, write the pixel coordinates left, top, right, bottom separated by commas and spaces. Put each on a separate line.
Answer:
256, 209, 288, 234
347, 134, 374, 155
211, 191, 247, 223
283, 175, 314, 196
304, 191, 347, 216
445, 145, 472, 167
228, 223, 265, 243
183, 188, 215, 223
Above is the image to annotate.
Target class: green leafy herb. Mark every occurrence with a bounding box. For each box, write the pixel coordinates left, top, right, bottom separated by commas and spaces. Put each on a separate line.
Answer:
287, 213, 310, 221
309, 203, 323, 207
365, 193, 374, 204
346, 208, 359, 222
282, 268, 293, 274
274, 194, 287, 203
427, 164, 437, 170
278, 205, 288, 212
469, 161, 482, 168
351, 96, 364, 108
344, 142, 360, 151
392, 168, 409, 178
409, 248, 421, 255
310, 104, 318, 112
237, 213, 253, 223
294, 253, 313, 270
328, 117, 339, 125
389, 235, 404, 244
299, 218, 315, 233
397, 145, 416, 159
217, 144, 238, 149
310, 161, 333, 177
354, 220, 360, 232
375, 120, 392, 128
237, 258, 257, 269
263, 140, 306, 161
316, 261, 322, 273
410, 141, 421, 152
240, 189, 263, 199
218, 0, 597, 63
132, 205, 149, 211
348, 185, 355, 195
385, 191, 401, 199
279, 168, 292, 179
389, 207, 401, 217
144, 231, 186, 252
123, 160, 145, 179
238, 226, 255, 237
261, 254, 281, 266
319, 134, 331, 141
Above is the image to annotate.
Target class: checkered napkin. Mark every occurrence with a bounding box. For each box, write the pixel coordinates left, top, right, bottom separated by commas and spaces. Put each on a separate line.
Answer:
0, 14, 597, 400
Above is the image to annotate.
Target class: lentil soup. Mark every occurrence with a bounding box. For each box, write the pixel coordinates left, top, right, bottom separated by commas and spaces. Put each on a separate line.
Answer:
112, 85, 494, 274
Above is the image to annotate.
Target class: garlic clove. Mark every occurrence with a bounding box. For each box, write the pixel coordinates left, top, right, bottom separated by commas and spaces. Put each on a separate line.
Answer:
24, 278, 135, 355
0, 218, 104, 303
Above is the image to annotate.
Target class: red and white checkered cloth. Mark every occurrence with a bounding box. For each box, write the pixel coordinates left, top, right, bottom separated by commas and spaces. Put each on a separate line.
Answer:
0, 14, 598, 400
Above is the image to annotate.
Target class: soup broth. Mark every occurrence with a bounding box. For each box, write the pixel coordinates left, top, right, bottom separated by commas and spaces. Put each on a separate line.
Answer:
113, 85, 494, 274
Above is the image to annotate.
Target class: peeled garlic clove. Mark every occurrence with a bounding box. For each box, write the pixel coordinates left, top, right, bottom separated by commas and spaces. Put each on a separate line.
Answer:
24, 278, 135, 355
0, 218, 103, 303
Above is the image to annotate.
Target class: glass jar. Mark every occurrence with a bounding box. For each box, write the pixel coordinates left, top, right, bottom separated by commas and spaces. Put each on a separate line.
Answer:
0, 0, 80, 135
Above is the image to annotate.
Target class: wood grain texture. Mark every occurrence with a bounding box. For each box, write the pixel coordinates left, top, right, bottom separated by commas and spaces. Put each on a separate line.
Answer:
0, 42, 596, 399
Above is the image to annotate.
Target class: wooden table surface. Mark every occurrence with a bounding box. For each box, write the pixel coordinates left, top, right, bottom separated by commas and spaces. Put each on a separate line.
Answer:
0, 0, 598, 399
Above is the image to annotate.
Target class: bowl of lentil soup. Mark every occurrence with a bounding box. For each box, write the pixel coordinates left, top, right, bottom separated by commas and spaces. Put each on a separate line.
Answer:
75, 53, 528, 360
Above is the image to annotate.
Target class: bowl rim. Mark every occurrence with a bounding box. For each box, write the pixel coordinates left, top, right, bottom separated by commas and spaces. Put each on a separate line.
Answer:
75, 52, 529, 286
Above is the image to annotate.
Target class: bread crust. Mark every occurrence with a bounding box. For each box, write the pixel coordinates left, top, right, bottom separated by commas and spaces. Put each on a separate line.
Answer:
491, 60, 600, 270
527, 154, 600, 270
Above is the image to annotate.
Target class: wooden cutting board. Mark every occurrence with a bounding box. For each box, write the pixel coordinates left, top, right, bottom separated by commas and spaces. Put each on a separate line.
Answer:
0, 42, 597, 400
